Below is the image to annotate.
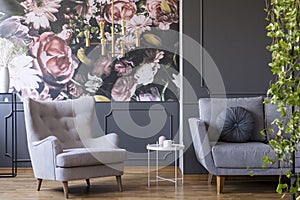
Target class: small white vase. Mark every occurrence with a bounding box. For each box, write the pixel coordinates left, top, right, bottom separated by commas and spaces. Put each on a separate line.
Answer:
0, 67, 10, 93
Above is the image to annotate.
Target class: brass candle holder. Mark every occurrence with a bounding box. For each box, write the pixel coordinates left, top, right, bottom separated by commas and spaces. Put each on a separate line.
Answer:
84, 0, 140, 57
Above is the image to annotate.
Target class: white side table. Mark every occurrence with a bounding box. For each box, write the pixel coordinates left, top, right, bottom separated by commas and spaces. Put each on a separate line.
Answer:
146, 143, 185, 187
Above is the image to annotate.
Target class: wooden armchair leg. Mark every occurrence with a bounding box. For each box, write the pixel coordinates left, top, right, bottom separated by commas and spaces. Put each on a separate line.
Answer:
208, 173, 214, 184
216, 176, 225, 194
37, 179, 43, 191
85, 179, 90, 187
62, 181, 69, 199
116, 175, 123, 192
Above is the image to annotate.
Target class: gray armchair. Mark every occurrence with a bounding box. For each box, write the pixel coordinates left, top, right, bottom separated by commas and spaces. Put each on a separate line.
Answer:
23, 96, 127, 198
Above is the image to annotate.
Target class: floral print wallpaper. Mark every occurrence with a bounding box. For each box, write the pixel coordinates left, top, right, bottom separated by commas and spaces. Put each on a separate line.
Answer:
0, 0, 179, 101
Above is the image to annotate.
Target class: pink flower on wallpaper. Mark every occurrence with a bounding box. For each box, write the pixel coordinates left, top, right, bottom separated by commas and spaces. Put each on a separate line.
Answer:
143, 49, 164, 64
146, 0, 179, 30
68, 73, 85, 98
137, 87, 161, 101
30, 32, 78, 88
96, 0, 112, 4
93, 56, 112, 77
69, 82, 84, 98
21, 85, 52, 101
111, 75, 137, 101
21, 0, 62, 30
114, 59, 134, 76
127, 15, 152, 33
104, 0, 137, 24
58, 26, 73, 41
74, 0, 94, 20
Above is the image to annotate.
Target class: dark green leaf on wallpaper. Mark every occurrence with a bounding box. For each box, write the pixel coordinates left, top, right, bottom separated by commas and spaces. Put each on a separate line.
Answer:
0, 0, 24, 20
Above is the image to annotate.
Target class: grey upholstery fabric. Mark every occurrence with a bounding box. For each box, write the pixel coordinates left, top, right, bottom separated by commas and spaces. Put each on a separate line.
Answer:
188, 118, 217, 175
265, 102, 292, 140
216, 107, 254, 142
199, 96, 266, 142
56, 148, 127, 167
212, 142, 278, 168
55, 163, 124, 181
23, 96, 127, 183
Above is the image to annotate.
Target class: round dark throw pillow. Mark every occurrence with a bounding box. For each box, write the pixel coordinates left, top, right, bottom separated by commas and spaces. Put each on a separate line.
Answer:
216, 106, 255, 142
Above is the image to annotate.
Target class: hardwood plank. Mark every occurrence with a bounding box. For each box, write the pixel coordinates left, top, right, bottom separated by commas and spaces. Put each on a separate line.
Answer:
0, 167, 283, 199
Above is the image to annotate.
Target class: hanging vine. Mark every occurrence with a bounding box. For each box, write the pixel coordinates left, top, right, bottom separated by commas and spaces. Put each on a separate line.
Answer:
264, 0, 300, 198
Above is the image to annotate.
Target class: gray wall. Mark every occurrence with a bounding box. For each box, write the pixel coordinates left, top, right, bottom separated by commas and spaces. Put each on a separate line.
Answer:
182, 0, 273, 173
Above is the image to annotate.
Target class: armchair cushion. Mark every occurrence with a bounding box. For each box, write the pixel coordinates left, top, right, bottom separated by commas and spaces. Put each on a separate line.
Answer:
56, 148, 127, 168
212, 142, 278, 168
216, 107, 254, 142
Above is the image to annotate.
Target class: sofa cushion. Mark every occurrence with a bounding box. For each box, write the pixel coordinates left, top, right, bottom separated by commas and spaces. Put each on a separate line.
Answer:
199, 96, 266, 142
56, 148, 127, 167
212, 142, 278, 168
216, 107, 254, 142
265, 102, 292, 140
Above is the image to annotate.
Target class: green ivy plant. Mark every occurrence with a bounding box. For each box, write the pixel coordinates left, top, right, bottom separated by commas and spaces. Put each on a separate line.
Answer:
264, 0, 300, 198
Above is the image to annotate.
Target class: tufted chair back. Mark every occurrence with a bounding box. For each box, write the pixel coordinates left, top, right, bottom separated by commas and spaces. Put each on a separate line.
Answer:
23, 96, 95, 149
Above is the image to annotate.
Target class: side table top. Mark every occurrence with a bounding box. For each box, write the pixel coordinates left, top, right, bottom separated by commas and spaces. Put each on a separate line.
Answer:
146, 144, 185, 151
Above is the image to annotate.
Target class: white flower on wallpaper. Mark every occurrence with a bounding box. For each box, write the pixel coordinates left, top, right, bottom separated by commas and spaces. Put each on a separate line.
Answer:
0, 38, 26, 66
115, 35, 136, 56
21, 0, 62, 29
0, 38, 41, 92
84, 73, 103, 93
127, 15, 152, 33
172, 73, 180, 88
134, 63, 159, 86
9, 55, 41, 92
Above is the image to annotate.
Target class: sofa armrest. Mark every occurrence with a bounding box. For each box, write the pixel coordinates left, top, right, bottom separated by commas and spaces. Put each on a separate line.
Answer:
188, 118, 217, 175
29, 136, 63, 180
85, 133, 120, 149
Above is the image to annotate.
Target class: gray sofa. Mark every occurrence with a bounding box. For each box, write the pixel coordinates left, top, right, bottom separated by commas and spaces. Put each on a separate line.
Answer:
188, 96, 298, 193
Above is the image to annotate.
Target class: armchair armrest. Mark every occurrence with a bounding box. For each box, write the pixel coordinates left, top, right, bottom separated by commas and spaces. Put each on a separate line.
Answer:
85, 133, 120, 149
29, 136, 63, 180
32, 136, 63, 153
188, 118, 217, 175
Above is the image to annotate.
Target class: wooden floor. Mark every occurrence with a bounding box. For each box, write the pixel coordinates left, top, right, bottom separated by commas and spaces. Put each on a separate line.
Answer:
0, 167, 286, 200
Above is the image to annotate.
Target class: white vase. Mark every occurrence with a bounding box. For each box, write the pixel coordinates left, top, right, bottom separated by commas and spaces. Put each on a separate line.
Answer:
0, 67, 10, 93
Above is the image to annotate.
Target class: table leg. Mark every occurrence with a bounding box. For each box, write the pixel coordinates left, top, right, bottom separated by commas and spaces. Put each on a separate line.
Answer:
148, 149, 150, 187
175, 149, 177, 187
182, 151, 184, 185
156, 149, 158, 184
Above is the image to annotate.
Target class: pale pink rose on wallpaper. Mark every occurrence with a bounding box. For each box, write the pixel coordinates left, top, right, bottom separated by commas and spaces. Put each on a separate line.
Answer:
104, 0, 137, 23
30, 32, 78, 88
146, 0, 179, 30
